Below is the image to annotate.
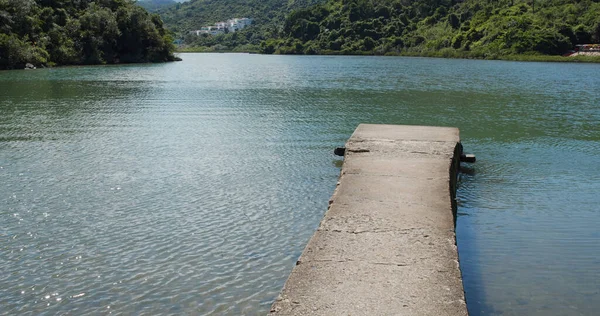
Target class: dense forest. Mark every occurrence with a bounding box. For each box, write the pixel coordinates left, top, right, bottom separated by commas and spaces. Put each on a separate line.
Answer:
0, 0, 178, 70
136, 0, 177, 12
156, 0, 324, 52
260, 0, 600, 57
136, 0, 191, 12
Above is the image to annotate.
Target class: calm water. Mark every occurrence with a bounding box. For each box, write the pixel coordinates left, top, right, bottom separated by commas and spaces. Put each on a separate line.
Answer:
1, 54, 599, 315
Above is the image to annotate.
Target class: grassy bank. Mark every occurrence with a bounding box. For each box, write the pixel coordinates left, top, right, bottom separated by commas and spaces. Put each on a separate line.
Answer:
176, 45, 260, 54
497, 54, 600, 63
311, 49, 600, 64
387, 50, 600, 63
177, 45, 600, 63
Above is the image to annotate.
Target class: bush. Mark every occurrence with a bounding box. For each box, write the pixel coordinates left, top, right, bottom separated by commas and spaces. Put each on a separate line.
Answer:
0, 34, 48, 69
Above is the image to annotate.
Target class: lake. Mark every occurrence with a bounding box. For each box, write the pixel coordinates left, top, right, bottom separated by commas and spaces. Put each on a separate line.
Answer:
1, 53, 599, 315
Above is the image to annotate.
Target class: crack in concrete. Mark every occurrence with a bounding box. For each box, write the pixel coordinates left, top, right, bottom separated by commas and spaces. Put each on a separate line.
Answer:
305, 258, 410, 267
327, 197, 450, 210
323, 228, 426, 235
347, 149, 370, 153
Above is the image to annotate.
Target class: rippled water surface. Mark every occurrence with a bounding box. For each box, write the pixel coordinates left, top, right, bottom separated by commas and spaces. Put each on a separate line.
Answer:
1, 54, 599, 315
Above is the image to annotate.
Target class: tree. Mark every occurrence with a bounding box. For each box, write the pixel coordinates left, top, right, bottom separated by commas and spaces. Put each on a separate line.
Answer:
0, 0, 177, 69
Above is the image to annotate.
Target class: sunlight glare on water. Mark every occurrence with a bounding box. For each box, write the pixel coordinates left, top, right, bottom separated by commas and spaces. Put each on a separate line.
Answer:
1, 54, 599, 315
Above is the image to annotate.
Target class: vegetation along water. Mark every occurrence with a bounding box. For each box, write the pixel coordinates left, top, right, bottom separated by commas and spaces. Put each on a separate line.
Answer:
1, 54, 599, 315
148, 0, 600, 61
0, 0, 178, 70
3, 0, 600, 67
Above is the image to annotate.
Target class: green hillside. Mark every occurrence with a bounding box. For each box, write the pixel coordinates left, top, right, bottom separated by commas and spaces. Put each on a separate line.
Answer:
0, 0, 178, 70
158, 0, 324, 32
260, 0, 600, 59
156, 0, 324, 52
136, 0, 177, 12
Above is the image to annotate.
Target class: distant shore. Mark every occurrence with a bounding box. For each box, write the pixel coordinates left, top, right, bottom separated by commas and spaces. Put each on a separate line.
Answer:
176, 48, 600, 63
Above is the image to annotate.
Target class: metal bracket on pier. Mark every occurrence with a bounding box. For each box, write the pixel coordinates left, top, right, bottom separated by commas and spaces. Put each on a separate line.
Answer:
460, 153, 476, 163
334, 147, 346, 156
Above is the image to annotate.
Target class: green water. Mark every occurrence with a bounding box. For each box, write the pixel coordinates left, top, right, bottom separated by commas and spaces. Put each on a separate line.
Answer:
1, 54, 599, 315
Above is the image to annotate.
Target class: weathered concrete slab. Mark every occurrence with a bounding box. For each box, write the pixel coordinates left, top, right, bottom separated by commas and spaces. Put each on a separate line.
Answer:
270, 124, 467, 316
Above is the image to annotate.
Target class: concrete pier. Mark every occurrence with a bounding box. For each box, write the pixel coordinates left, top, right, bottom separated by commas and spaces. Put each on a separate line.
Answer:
270, 124, 467, 316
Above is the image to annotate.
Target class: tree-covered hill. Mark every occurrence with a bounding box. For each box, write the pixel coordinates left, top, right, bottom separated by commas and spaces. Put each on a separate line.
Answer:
0, 0, 178, 70
136, 0, 177, 12
158, 0, 324, 32
155, 0, 324, 52
261, 0, 600, 58
136, 0, 190, 12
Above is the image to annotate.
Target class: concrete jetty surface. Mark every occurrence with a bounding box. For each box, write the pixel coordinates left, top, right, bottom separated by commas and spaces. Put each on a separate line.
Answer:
270, 124, 467, 316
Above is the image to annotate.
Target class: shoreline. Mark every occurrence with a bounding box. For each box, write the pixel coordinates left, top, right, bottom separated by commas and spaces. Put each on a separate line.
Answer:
0, 58, 182, 72
175, 49, 600, 63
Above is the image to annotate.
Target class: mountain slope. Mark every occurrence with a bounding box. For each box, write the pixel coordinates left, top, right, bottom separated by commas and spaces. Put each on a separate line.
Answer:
261, 0, 600, 58
158, 0, 324, 32
154, 0, 325, 51
137, 0, 177, 12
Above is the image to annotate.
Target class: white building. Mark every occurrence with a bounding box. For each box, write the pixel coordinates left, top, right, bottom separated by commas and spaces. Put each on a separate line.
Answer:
215, 22, 228, 30
190, 17, 253, 36
189, 26, 225, 36
228, 18, 253, 32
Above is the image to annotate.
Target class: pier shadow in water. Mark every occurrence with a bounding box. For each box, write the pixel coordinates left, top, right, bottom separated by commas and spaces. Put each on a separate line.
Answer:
456, 165, 498, 316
